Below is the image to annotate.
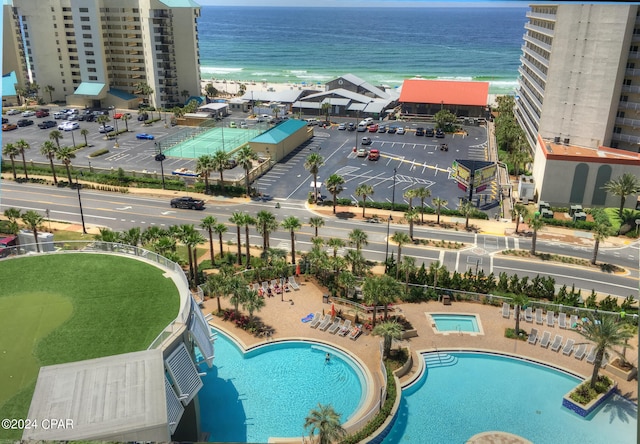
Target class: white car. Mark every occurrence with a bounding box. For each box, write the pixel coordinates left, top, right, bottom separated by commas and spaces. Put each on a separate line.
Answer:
67, 114, 78, 121
58, 121, 79, 131
6, 109, 20, 115
357, 147, 367, 157
21, 110, 36, 117
99, 124, 115, 133
396, 127, 405, 135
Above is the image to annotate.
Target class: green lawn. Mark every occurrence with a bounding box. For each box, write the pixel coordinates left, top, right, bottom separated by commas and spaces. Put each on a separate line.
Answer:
0, 254, 180, 440
604, 207, 640, 232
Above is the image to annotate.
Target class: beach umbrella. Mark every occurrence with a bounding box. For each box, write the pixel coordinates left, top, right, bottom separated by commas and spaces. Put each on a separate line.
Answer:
331, 303, 336, 318
295, 263, 301, 276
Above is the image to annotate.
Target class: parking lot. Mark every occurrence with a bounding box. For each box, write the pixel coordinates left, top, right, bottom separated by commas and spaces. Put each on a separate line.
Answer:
2, 107, 498, 214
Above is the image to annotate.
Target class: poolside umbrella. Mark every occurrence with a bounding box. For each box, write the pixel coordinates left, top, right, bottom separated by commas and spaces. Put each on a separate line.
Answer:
295, 263, 300, 276
331, 303, 336, 318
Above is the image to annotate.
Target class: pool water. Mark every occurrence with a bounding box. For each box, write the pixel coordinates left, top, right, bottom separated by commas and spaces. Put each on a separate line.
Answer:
382, 352, 637, 444
197, 329, 366, 442
431, 314, 480, 332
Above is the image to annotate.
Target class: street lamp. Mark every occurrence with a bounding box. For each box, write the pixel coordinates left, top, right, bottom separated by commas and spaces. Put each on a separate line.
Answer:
113, 117, 119, 148
75, 175, 87, 234
384, 214, 393, 264
391, 167, 397, 210
69, 128, 76, 148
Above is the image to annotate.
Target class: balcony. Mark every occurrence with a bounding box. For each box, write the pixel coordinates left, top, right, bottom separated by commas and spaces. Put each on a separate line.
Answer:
524, 22, 554, 38
516, 90, 542, 124
518, 66, 546, 96
621, 84, 640, 94
615, 116, 640, 128
526, 10, 557, 22
625, 68, 640, 76
518, 81, 543, 112
618, 100, 640, 111
629, 51, 640, 60
523, 33, 552, 53
520, 55, 547, 83
611, 132, 640, 145
521, 44, 550, 67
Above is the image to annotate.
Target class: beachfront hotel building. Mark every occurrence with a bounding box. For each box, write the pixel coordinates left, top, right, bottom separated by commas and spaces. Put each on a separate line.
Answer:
515, 4, 640, 209
2, 0, 201, 109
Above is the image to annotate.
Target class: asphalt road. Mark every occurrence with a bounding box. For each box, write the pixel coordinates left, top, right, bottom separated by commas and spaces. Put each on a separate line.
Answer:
2, 182, 638, 298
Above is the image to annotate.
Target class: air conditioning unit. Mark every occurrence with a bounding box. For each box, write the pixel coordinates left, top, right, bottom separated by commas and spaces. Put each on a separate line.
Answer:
554, 136, 560, 143
563, 138, 570, 145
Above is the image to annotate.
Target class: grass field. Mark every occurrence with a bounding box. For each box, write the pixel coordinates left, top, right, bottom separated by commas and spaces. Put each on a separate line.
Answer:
604, 207, 640, 233
0, 254, 180, 440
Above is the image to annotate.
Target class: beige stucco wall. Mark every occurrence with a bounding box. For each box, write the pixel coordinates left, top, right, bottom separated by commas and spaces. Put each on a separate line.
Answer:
249, 127, 313, 163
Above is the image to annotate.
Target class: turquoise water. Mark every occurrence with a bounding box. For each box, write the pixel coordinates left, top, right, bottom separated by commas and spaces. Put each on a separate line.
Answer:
198, 6, 528, 95
197, 329, 366, 442
382, 352, 637, 444
432, 314, 479, 332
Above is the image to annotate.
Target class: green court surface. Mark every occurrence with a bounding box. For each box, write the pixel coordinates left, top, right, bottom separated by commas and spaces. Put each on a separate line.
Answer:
0, 254, 180, 440
163, 126, 265, 159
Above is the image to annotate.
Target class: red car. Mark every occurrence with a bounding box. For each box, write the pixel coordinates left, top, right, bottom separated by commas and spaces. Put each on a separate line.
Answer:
35, 110, 49, 118
113, 113, 123, 119
368, 124, 379, 132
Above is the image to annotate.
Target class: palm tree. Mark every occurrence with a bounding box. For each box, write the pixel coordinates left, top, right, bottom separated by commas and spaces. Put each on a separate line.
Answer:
325, 174, 345, 214
44, 85, 55, 103
204, 83, 218, 98
512, 293, 529, 337
142, 226, 165, 245
458, 200, 474, 230
528, 215, 545, 255
55, 146, 76, 183
204, 273, 227, 313
49, 129, 63, 149
355, 183, 374, 218
321, 102, 331, 122
414, 187, 432, 223
95, 227, 122, 243
236, 144, 258, 196
373, 320, 404, 359
390, 231, 411, 279
212, 149, 231, 187
591, 223, 612, 265
348, 228, 368, 252
344, 249, 367, 276
404, 208, 420, 240
399, 256, 416, 293
577, 314, 634, 389
213, 223, 228, 258
242, 289, 265, 323
134, 81, 154, 108
513, 203, 527, 233
432, 197, 447, 225
242, 214, 256, 268
97, 114, 111, 133
2, 143, 20, 180
121, 227, 142, 248
304, 152, 324, 202
3, 208, 22, 238
16, 139, 30, 179
121, 113, 131, 131
179, 224, 205, 286
303, 403, 346, 444
281, 216, 301, 264
603, 173, 640, 217
229, 212, 245, 265
363, 274, 400, 327
309, 216, 325, 238
195, 154, 215, 194
40, 141, 59, 184
200, 216, 218, 263
21, 210, 44, 252
256, 210, 278, 252
80, 128, 89, 147
404, 188, 417, 210
181, 89, 190, 102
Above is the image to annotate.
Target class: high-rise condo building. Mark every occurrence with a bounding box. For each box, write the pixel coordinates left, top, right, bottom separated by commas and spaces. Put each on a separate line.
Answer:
2, 0, 201, 109
516, 4, 640, 209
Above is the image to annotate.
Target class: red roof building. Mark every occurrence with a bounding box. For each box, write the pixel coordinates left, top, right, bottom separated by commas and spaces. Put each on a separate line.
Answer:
399, 79, 490, 117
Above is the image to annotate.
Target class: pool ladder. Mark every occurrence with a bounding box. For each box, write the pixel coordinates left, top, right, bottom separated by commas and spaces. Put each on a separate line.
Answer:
456, 324, 462, 336
432, 342, 442, 364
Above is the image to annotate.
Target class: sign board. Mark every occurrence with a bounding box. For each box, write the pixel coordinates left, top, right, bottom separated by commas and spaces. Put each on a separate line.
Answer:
473, 163, 497, 188
451, 161, 471, 187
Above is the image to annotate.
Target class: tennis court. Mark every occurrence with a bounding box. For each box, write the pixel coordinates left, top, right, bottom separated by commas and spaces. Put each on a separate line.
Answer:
162, 126, 266, 159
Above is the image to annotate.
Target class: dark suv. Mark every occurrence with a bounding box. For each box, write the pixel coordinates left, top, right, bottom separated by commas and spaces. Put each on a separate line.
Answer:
170, 196, 205, 210
17, 119, 34, 127
415, 127, 425, 136
425, 128, 435, 137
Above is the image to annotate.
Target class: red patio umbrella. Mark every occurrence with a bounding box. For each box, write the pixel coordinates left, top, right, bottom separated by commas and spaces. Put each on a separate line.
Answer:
331, 303, 336, 318
295, 263, 301, 277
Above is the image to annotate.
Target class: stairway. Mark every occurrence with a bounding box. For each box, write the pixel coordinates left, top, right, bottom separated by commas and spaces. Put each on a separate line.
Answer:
424, 352, 458, 369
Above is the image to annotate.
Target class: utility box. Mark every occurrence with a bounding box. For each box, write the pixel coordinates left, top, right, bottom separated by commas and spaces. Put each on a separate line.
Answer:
18, 230, 55, 252
517, 176, 535, 201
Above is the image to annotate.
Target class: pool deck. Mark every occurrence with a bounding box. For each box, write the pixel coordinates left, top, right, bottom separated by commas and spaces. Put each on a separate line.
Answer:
201, 278, 638, 440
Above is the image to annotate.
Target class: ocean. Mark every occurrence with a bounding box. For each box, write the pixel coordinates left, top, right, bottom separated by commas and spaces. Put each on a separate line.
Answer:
197, 6, 529, 95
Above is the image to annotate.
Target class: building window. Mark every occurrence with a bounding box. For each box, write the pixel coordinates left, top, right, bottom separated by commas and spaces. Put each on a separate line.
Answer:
79, 7, 88, 12
89, 76, 98, 81
84, 42, 93, 47
621, 95, 629, 102
85, 51, 94, 56
88, 68, 96, 72
617, 111, 625, 118
614, 126, 622, 134
87, 59, 95, 64
80, 16, 90, 22
624, 79, 632, 86
82, 25, 91, 30
83, 33, 91, 38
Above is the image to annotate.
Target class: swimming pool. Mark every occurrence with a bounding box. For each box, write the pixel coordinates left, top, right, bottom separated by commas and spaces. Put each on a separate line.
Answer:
381, 351, 637, 444
197, 328, 367, 442
429, 313, 482, 334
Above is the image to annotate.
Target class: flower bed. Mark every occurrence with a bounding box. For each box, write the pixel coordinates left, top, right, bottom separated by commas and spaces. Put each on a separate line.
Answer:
562, 376, 617, 417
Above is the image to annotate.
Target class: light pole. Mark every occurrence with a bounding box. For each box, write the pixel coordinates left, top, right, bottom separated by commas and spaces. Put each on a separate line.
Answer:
70, 128, 76, 148
75, 175, 87, 234
113, 117, 119, 148
88, 160, 92, 173
384, 214, 393, 263
391, 167, 397, 210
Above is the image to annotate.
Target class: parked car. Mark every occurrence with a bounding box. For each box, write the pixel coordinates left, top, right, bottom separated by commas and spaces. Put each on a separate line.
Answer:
137, 113, 149, 121
17, 119, 34, 127
0, 235, 17, 258
154, 153, 166, 161
357, 124, 367, 132
415, 127, 425, 136
170, 196, 205, 210
59, 121, 79, 131
377, 125, 387, 133
229, 121, 237, 128
361, 137, 372, 145
38, 120, 56, 129
35, 110, 49, 118
338, 123, 346, 130
387, 126, 397, 134
368, 124, 379, 132
99, 124, 115, 133
240, 121, 248, 128
357, 147, 368, 157
439, 143, 449, 151
1, 117, 8, 124
2, 123, 18, 131
225, 158, 238, 169
21, 110, 36, 117
435, 128, 445, 138
368, 149, 380, 161
347, 122, 356, 131
425, 128, 435, 137
113, 113, 123, 119
136, 133, 154, 140
6, 109, 20, 115
85, 114, 95, 122
67, 114, 78, 121
53, 111, 65, 119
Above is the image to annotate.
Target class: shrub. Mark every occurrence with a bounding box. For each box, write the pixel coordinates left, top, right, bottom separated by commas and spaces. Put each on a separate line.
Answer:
89, 148, 110, 158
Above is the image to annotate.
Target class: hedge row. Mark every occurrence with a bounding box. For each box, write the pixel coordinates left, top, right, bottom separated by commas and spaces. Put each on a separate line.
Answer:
322, 198, 489, 220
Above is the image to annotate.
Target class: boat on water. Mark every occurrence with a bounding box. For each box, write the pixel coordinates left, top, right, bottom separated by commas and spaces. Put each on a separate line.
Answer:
171, 168, 199, 177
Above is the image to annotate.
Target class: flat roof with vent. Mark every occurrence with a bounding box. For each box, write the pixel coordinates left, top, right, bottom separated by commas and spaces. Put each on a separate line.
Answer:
538, 134, 640, 166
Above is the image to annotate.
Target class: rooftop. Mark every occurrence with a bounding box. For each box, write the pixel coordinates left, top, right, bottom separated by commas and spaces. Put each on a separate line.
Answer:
251, 119, 307, 144
399, 78, 489, 107
539, 135, 640, 166
2, 71, 17, 97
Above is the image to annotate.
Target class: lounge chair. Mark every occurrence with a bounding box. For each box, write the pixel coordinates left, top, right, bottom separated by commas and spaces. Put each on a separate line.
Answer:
546, 310, 555, 327
562, 338, 575, 356
524, 306, 533, 322
502, 302, 510, 319
550, 334, 563, 352
328, 319, 342, 334
349, 325, 362, 340
261, 281, 269, 292
535, 308, 543, 325
288, 276, 300, 290
586, 346, 597, 364
569, 314, 579, 329
338, 320, 352, 336
539, 331, 551, 348
574, 343, 587, 360
557, 312, 567, 329
311, 314, 329, 329
270, 279, 278, 289
527, 328, 538, 345
251, 283, 261, 292
319, 315, 333, 331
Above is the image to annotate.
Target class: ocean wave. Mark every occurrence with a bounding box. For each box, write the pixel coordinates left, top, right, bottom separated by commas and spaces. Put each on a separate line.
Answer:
201, 66, 243, 75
